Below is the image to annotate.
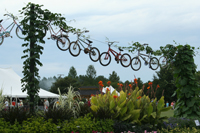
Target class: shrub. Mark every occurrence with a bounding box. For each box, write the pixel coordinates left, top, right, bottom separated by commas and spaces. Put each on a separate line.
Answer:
159, 127, 200, 133
42, 107, 74, 124
0, 107, 32, 124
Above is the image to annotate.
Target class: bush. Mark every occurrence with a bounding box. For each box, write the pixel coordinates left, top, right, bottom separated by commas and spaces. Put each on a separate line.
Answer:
42, 107, 74, 124
159, 127, 200, 133
163, 117, 200, 129
0, 107, 32, 124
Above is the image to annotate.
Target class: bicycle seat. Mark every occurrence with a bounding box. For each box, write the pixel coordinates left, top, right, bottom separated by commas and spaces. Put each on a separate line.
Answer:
0, 19, 3, 23
87, 39, 93, 43
118, 47, 123, 51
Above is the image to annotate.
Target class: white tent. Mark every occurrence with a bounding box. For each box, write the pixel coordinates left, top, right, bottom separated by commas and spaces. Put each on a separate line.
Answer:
0, 67, 59, 98
102, 85, 120, 96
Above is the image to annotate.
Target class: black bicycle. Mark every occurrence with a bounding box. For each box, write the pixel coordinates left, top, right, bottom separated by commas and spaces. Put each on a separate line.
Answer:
69, 30, 100, 62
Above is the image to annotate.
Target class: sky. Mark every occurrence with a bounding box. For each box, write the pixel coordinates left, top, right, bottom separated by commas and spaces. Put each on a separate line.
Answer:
0, 0, 200, 83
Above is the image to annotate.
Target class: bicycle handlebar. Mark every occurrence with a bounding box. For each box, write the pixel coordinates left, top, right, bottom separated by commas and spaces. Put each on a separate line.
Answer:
4, 14, 15, 20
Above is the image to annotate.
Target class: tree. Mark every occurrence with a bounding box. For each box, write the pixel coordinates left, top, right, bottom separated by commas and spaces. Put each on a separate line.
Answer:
39, 77, 57, 90
152, 67, 177, 103
50, 77, 80, 94
68, 66, 77, 79
108, 71, 120, 82
20, 2, 73, 114
86, 65, 96, 79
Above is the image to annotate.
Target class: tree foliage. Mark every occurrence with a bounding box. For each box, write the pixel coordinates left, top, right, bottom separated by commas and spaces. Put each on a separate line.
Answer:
68, 66, 77, 79
86, 65, 96, 79
50, 77, 80, 94
19, 2, 74, 113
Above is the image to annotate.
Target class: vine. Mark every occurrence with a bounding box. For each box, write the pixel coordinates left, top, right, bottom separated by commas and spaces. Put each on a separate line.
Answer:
19, 2, 75, 114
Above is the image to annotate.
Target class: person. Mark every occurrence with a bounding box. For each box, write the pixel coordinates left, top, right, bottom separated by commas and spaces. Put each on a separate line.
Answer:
171, 101, 174, 109
19, 100, 23, 107
12, 99, 16, 107
166, 101, 169, 107
4, 99, 9, 110
44, 99, 49, 112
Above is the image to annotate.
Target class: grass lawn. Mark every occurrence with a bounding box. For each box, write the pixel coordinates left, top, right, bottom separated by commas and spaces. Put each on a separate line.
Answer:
161, 109, 174, 122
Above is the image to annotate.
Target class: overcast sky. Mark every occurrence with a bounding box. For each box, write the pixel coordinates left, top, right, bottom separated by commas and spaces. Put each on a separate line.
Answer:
0, 0, 200, 83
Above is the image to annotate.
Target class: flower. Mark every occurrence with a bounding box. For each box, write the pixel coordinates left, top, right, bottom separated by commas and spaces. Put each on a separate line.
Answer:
157, 84, 160, 88
128, 93, 131, 96
100, 84, 104, 87
106, 88, 110, 91
113, 95, 118, 98
148, 82, 153, 86
120, 84, 123, 87
129, 84, 132, 88
107, 81, 111, 85
98, 81, 103, 85
147, 86, 150, 90
137, 96, 141, 99
117, 83, 120, 86
134, 78, 137, 82
91, 94, 95, 97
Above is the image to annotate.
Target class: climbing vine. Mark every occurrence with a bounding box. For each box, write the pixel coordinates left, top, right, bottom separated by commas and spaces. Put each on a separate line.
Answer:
19, 2, 75, 113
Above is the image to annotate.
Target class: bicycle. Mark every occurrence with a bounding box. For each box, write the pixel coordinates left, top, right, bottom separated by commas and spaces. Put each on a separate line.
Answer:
159, 45, 177, 68
68, 30, 100, 62
130, 43, 159, 71
0, 14, 25, 45
99, 41, 131, 67
42, 20, 70, 51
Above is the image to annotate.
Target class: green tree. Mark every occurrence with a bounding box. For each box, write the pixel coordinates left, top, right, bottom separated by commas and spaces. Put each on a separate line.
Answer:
19, 2, 73, 113
86, 65, 96, 79
50, 77, 80, 94
152, 67, 177, 103
108, 71, 120, 82
68, 66, 77, 79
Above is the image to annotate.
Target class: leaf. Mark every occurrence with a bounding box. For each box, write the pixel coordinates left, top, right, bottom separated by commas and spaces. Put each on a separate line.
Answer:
120, 106, 127, 117
151, 112, 156, 118
160, 106, 172, 112
109, 100, 115, 110
147, 104, 153, 117
121, 114, 131, 121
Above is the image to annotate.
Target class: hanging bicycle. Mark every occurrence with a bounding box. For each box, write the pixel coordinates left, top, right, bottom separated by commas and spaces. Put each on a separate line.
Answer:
69, 30, 100, 62
0, 14, 25, 45
130, 43, 159, 71
41, 20, 70, 51
99, 41, 131, 67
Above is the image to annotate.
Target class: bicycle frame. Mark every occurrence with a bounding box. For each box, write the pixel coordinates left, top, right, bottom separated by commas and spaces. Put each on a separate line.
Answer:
47, 22, 64, 37
136, 50, 152, 63
106, 46, 121, 60
0, 14, 23, 37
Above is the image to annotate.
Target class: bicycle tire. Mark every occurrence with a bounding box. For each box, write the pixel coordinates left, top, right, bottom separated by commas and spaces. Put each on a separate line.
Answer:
130, 57, 141, 71
149, 57, 159, 70
89, 47, 100, 62
120, 53, 131, 67
0, 36, 4, 45
69, 41, 81, 57
16, 25, 26, 39
99, 52, 111, 66
56, 35, 70, 51
159, 56, 168, 68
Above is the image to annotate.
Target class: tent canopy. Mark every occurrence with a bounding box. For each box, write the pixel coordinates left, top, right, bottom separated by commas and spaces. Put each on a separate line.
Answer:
0, 67, 59, 98
102, 86, 120, 96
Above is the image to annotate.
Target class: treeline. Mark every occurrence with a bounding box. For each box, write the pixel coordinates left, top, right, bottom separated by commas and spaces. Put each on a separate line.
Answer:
39, 65, 200, 104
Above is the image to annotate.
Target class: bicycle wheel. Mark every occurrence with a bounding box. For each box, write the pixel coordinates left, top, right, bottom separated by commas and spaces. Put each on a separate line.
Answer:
99, 52, 111, 66
159, 56, 168, 68
0, 36, 4, 45
89, 47, 100, 62
56, 35, 70, 51
149, 57, 159, 70
69, 41, 81, 57
120, 53, 131, 67
130, 57, 141, 71
16, 25, 26, 39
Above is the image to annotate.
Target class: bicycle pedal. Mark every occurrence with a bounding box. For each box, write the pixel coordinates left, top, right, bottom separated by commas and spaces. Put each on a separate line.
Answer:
11, 36, 13, 38
47, 37, 50, 39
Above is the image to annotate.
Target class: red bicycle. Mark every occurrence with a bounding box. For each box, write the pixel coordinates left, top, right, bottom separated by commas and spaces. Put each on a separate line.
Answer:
99, 41, 131, 67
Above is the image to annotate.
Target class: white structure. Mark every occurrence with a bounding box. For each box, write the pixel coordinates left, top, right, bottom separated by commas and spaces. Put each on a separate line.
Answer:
0, 67, 59, 98
102, 85, 120, 96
